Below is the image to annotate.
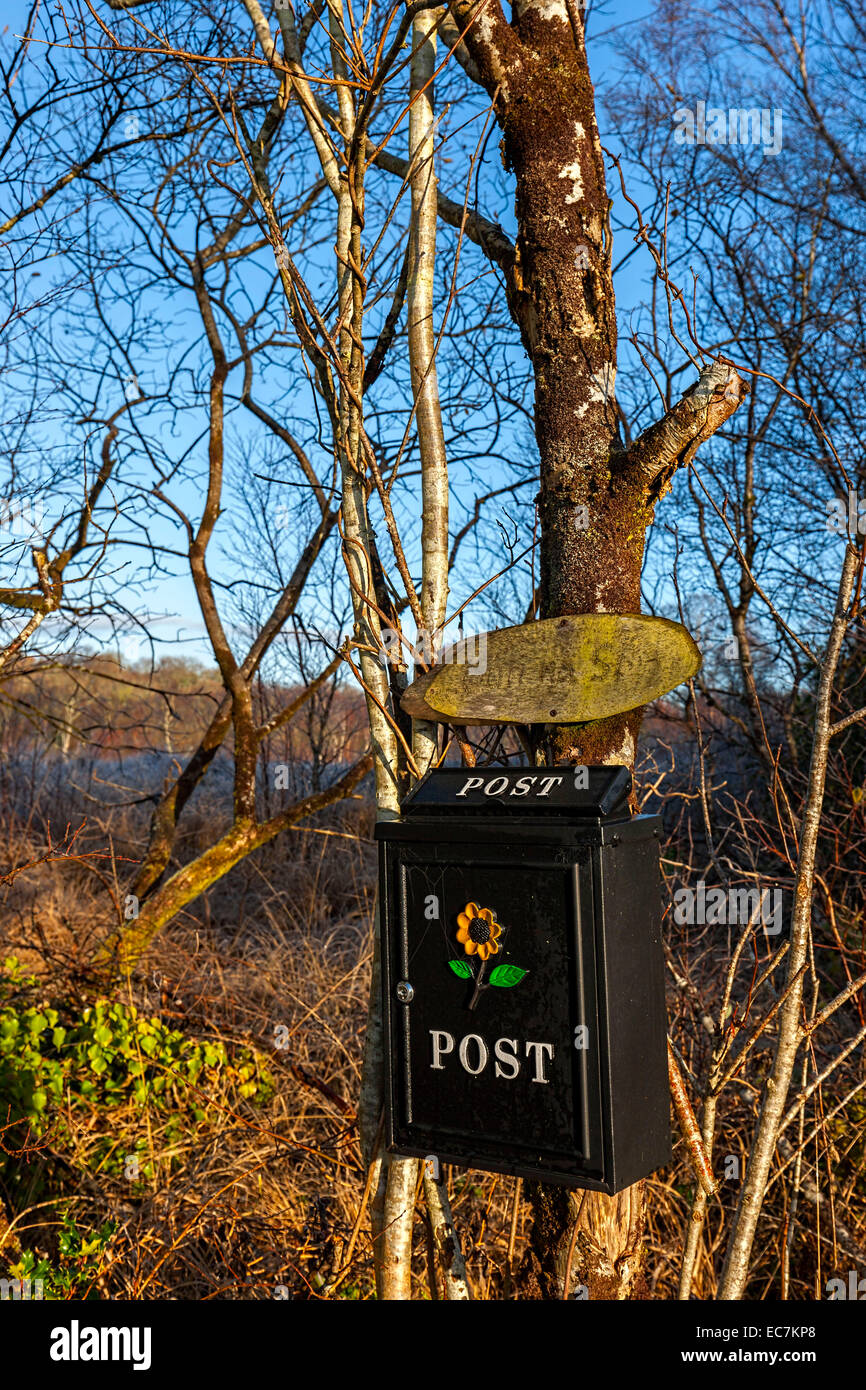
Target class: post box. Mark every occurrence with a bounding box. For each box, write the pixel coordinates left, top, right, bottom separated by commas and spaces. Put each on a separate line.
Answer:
375, 765, 671, 1191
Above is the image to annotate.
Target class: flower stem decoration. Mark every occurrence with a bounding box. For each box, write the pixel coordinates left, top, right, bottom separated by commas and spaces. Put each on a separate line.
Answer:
447, 901, 527, 1010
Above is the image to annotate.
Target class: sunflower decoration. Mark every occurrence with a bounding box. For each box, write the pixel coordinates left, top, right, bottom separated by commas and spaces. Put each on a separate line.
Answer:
456, 901, 502, 962
449, 901, 527, 1009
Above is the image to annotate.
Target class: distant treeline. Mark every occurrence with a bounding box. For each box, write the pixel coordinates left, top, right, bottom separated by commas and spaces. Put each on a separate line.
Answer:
0, 655, 369, 766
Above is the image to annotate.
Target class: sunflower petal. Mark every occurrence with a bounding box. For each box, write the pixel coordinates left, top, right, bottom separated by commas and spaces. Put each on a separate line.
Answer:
465, 902, 479, 918
464, 939, 477, 955
457, 913, 469, 931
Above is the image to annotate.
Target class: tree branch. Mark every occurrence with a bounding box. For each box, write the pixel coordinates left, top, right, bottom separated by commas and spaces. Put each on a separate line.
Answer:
437, 9, 483, 84
623, 359, 750, 491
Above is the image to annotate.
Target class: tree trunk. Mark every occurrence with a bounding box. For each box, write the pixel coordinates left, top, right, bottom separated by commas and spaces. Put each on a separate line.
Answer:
451, 0, 749, 1298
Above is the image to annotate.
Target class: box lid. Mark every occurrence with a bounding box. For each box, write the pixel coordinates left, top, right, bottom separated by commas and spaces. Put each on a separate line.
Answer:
399, 765, 631, 819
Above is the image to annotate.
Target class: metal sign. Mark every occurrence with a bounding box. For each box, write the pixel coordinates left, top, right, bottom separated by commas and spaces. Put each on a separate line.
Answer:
376, 766, 671, 1191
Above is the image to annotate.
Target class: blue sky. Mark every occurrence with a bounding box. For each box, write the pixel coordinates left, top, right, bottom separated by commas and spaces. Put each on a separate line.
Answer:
2, 0, 763, 676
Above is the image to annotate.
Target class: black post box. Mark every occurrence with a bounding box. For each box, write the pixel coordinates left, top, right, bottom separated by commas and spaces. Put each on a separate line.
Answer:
375, 766, 671, 1191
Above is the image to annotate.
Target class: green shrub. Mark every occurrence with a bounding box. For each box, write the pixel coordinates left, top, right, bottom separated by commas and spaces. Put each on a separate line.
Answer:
3, 1213, 116, 1300
0, 956, 276, 1298
0, 956, 273, 1173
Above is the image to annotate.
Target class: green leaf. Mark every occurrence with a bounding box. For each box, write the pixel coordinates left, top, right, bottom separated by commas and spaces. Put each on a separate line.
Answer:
447, 958, 473, 979
489, 963, 528, 987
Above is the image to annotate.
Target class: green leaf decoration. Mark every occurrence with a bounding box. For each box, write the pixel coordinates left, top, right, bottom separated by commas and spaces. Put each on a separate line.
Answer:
447, 958, 473, 979
489, 963, 528, 987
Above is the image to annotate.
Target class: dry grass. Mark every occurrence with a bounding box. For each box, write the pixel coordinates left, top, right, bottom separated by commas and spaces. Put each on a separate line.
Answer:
0, 757, 527, 1300
0, 742, 863, 1300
